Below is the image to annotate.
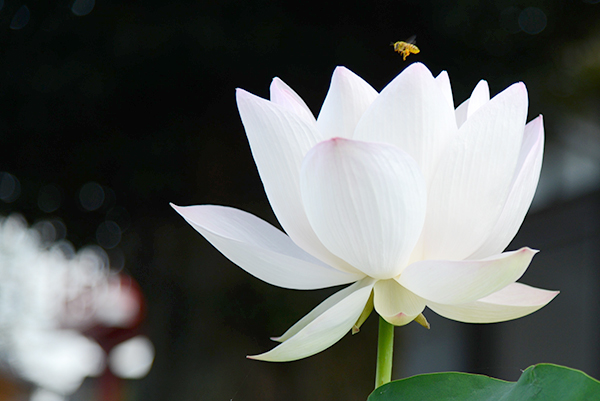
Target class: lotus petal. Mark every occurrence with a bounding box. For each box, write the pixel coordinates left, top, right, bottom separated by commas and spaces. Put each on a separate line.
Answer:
270, 77, 316, 125
423, 82, 528, 260
353, 62, 458, 183
398, 248, 537, 305
300, 138, 426, 279
237, 89, 359, 273
373, 279, 426, 326
249, 278, 375, 361
427, 283, 559, 323
317, 66, 378, 140
172, 204, 364, 289
469, 115, 545, 259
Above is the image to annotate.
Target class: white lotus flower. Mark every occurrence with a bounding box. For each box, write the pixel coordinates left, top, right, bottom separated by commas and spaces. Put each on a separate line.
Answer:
173, 63, 558, 362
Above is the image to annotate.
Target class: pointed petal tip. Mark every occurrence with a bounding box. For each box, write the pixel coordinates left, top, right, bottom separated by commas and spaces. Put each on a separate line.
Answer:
235, 87, 257, 103
521, 247, 539, 256
333, 65, 351, 75
270, 336, 282, 342
351, 325, 360, 335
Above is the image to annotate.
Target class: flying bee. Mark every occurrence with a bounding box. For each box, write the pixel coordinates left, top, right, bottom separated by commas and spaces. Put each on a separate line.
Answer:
392, 36, 419, 60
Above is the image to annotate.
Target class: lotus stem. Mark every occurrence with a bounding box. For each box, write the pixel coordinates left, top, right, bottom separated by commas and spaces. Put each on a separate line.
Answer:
375, 316, 394, 389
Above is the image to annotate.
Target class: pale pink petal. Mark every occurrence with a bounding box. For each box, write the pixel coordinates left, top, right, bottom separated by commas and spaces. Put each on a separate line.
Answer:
469, 116, 545, 259
422, 82, 529, 260
172, 204, 364, 289
373, 279, 426, 326
248, 278, 375, 361
397, 248, 537, 305
270, 77, 316, 125
427, 283, 559, 323
316, 67, 378, 140
353, 62, 458, 183
300, 138, 427, 279
236, 89, 359, 273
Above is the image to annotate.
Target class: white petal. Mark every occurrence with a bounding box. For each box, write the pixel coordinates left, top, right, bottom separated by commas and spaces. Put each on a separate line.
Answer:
469, 116, 545, 259
422, 82, 529, 260
316, 67, 379, 140
172, 204, 364, 289
466, 80, 490, 119
435, 70, 454, 109
353, 62, 458, 183
373, 279, 426, 326
273, 278, 373, 343
249, 278, 375, 361
427, 283, 559, 323
236, 89, 359, 273
455, 98, 469, 128
270, 77, 316, 124
398, 247, 537, 305
300, 138, 427, 279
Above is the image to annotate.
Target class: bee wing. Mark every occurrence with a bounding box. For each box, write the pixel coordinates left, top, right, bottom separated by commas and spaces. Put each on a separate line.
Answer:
405, 35, 417, 45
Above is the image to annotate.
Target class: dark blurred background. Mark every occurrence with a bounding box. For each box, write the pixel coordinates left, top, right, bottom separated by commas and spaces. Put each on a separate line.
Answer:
1, 0, 600, 400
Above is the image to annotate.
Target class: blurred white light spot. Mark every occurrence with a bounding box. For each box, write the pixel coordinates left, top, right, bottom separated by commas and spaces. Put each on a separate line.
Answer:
30, 388, 66, 401
518, 7, 547, 35
13, 329, 105, 394
79, 182, 105, 211
71, 0, 95, 16
0, 172, 21, 203
96, 220, 122, 249
38, 184, 62, 213
96, 277, 140, 327
108, 336, 154, 379
10, 5, 30, 30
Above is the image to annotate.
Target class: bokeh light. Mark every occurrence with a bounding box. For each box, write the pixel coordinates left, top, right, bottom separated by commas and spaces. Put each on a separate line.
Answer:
38, 185, 62, 213
96, 220, 122, 249
518, 7, 548, 35
108, 335, 155, 379
0, 172, 20, 203
9, 5, 30, 30
71, 0, 95, 17
78, 182, 105, 211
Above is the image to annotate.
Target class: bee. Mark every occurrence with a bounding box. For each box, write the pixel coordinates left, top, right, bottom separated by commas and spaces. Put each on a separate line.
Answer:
392, 36, 419, 60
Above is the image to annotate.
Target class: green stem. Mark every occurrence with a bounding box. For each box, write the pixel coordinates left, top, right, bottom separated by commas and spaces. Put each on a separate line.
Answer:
375, 316, 394, 389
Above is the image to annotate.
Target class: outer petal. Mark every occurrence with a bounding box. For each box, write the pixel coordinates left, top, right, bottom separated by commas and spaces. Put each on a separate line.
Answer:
397, 247, 537, 305
237, 89, 359, 273
455, 80, 490, 128
270, 77, 316, 125
422, 82, 528, 260
316, 66, 378, 140
427, 283, 559, 323
435, 70, 454, 109
300, 138, 427, 279
466, 80, 490, 119
469, 116, 545, 259
249, 278, 375, 361
353, 62, 458, 183
373, 279, 426, 326
454, 98, 469, 128
172, 204, 364, 289
273, 278, 374, 343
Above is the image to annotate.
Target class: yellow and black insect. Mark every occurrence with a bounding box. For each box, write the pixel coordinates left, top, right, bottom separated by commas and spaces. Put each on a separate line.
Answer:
392, 36, 420, 60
